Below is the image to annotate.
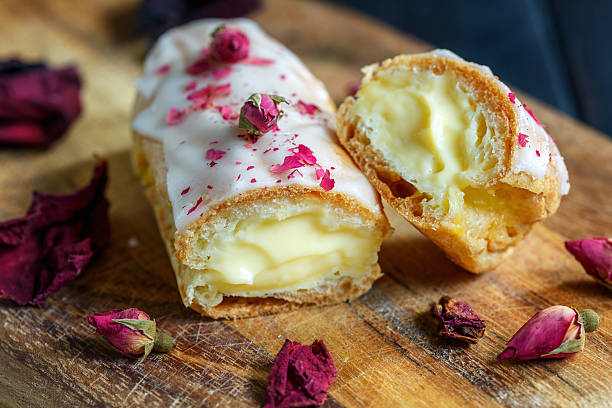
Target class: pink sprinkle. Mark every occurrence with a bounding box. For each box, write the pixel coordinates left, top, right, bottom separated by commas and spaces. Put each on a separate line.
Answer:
263, 148, 271, 154
247, 165, 254, 171
536, 150, 541, 157
187, 197, 203, 215
181, 187, 190, 195
166, 108, 186, 125
155, 64, 170, 74
216, 105, 239, 120
179, 141, 186, 145
212, 66, 233, 80
206, 148, 226, 160
236, 174, 241, 181
244, 143, 254, 150
518, 133, 529, 147
185, 80, 197, 91
296, 100, 320, 116
210, 141, 219, 145
208, 161, 217, 167
508, 92, 516, 104
280, 74, 286, 80
276, 179, 282, 183
243, 57, 274, 65
235, 161, 242, 165
207, 185, 213, 190
250, 178, 256, 183
273, 147, 279, 151
320, 170, 335, 191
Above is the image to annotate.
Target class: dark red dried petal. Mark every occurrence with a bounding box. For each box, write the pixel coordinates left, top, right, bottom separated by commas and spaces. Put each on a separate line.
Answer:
264, 339, 337, 408
431, 296, 486, 344
0, 60, 82, 147
0, 159, 110, 306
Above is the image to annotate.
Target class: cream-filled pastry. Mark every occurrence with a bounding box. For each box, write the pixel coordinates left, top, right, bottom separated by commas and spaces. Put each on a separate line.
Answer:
131, 18, 390, 318
337, 50, 569, 273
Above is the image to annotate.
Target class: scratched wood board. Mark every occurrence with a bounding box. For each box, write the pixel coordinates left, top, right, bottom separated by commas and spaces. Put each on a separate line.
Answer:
0, 0, 611, 407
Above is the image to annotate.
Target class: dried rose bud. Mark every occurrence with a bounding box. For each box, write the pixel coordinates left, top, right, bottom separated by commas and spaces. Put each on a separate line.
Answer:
88, 308, 176, 357
565, 237, 612, 290
431, 296, 486, 344
239, 93, 287, 137
498, 306, 599, 360
211, 25, 249, 63
264, 339, 337, 408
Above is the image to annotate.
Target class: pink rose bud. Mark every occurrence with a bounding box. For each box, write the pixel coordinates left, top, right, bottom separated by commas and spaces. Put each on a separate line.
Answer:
565, 237, 612, 290
87, 308, 176, 357
498, 306, 599, 360
239, 93, 288, 137
211, 25, 249, 63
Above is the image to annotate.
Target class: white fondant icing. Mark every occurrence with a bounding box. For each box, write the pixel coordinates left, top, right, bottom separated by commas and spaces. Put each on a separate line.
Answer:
132, 18, 381, 231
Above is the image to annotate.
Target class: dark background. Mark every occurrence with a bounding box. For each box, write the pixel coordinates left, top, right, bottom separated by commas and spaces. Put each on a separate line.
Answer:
328, 0, 611, 137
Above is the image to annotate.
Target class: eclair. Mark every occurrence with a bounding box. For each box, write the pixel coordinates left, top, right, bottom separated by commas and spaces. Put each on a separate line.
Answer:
336, 50, 569, 273
131, 19, 390, 318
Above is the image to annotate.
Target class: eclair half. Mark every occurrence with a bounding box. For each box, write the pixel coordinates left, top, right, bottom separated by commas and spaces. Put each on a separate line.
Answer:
131, 19, 390, 318
336, 50, 569, 273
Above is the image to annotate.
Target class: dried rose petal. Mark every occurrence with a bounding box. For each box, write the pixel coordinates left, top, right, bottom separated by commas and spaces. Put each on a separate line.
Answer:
565, 237, 612, 290
242, 57, 274, 66
319, 170, 335, 192
518, 133, 529, 147
186, 48, 212, 75
88, 308, 176, 357
0, 59, 81, 147
211, 25, 250, 63
216, 105, 238, 120
295, 100, 320, 116
498, 306, 599, 360
270, 155, 304, 173
212, 66, 232, 80
431, 296, 485, 344
290, 144, 317, 165
205, 148, 226, 161
239, 93, 287, 136
166, 108, 186, 125
346, 80, 360, 96
263, 339, 337, 408
0, 159, 109, 306
186, 83, 231, 108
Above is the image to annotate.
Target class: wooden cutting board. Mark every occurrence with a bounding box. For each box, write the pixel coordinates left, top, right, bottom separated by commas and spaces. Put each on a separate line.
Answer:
0, 0, 610, 406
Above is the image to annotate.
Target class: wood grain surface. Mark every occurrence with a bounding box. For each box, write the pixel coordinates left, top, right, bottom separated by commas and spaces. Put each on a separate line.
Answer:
0, 0, 611, 407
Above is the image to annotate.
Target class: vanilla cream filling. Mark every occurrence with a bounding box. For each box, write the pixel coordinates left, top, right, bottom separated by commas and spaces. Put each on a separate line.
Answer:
353, 69, 499, 218
188, 198, 379, 300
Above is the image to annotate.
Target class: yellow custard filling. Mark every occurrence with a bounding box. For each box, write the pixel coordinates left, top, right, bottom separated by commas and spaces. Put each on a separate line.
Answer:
189, 198, 380, 300
352, 69, 499, 219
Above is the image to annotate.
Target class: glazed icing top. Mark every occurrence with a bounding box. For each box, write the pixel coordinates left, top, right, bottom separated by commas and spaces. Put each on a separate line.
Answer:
427, 49, 570, 195
132, 18, 381, 232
